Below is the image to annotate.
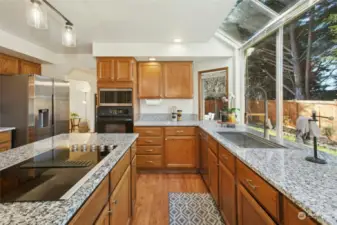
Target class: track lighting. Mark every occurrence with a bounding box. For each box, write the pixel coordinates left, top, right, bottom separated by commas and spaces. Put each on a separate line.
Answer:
26, 0, 48, 29
62, 22, 76, 47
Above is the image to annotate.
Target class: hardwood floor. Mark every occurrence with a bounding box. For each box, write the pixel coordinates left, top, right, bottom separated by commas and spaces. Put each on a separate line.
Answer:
131, 174, 208, 225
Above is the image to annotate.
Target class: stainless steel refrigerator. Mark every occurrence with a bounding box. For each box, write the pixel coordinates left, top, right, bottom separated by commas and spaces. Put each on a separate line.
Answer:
0, 75, 69, 147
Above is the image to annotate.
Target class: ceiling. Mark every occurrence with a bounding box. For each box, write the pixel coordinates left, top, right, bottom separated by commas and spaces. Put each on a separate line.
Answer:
0, 0, 236, 54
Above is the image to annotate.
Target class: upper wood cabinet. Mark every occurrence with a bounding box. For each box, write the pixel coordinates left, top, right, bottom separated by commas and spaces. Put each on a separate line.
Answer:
284, 197, 317, 225
138, 62, 162, 98
19, 60, 41, 75
163, 62, 193, 98
165, 136, 196, 168
0, 54, 19, 74
97, 57, 135, 86
237, 184, 276, 225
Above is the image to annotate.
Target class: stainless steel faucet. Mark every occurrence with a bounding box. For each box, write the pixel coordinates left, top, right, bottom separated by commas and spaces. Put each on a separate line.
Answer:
245, 86, 270, 139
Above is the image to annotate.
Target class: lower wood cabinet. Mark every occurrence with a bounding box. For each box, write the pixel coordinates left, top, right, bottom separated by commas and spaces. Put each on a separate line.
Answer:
95, 204, 110, 225
110, 166, 131, 225
131, 156, 137, 216
219, 161, 236, 225
165, 136, 196, 168
237, 184, 276, 225
284, 197, 317, 225
0, 131, 12, 152
207, 148, 219, 205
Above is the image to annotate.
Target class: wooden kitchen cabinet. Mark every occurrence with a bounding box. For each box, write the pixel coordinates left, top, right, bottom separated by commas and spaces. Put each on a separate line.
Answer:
94, 203, 110, 225
163, 62, 193, 98
208, 148, 219, 205
110, 166, 131, 225
0, 131, 12, 152
138, 62, 162, 98
97, 57, 135, 86
19, 60, 41, 75
165, 136, 196, 168
284, 197, 317, 225
131, 156, 137, 216
0, 54, 19, 74
237, 184, 276, 225
219, 161, 236, 225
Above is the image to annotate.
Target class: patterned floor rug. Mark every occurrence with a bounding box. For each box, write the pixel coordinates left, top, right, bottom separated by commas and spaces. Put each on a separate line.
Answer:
169, 193, 225, 225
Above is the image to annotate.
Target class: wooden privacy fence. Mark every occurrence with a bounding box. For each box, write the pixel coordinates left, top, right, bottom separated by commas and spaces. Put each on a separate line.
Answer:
247, 100, 337, 140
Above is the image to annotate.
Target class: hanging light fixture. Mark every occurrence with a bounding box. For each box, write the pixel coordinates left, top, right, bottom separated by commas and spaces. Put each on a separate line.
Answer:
62, 22, 76, 47
26, 0, 48, 29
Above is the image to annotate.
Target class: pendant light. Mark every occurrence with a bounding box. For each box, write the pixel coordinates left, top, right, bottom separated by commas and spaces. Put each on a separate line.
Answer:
62, 22, 76, 47
26, 0, 48, 29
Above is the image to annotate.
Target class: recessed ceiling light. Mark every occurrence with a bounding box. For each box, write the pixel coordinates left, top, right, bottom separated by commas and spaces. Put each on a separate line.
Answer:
149, 57, 156, 61
173, 38, 182, 43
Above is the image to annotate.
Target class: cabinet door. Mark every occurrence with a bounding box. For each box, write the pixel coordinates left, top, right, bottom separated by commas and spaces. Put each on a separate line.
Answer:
131, 156, 137, 216
219, 161, 236, 225
165, 136, 196, 168
208, 148, 219, 205
200, 132, 209, 186
97, 58, 115, 82
0, 54, 19, 74
163, 62, 193, 98
19, 60, 41, 75
138, 62, 162, 98
237, 184, 276, 225
116, 58, 133, 81
94, 203, 110, 225
284, 197, 317, 225
110, 166, 131, 225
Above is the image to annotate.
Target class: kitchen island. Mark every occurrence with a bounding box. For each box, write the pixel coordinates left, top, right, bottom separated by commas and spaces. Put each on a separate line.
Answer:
134, 119, 337, 225
0, 133, 138, 225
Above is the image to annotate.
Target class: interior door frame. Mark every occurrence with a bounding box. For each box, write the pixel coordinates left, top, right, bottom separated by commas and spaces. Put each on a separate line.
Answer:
198, 67, 229, 120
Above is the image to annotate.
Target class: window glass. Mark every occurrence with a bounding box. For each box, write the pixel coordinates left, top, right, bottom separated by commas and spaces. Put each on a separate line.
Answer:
282, 0, 337, 155
220, 0, 273, 43
245, 32, 277, 135
258, 0, 299, 13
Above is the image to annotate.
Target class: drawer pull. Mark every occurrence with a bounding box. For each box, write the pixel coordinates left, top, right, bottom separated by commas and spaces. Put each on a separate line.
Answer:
145, 140, 153, 143
298, 212, 307, 220
145, 149, 154, 152
146, 161, 154, 164
145, 131, 153, 134
221, 154, 229, 160
245, 179, 258, 190
176, 130, 184, 133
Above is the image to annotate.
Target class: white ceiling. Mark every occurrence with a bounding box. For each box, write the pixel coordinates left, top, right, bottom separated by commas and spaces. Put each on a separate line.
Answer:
0, 0, 236, 54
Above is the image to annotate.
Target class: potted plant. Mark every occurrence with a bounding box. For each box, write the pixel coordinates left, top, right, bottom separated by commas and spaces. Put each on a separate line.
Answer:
70, 112, 81, 131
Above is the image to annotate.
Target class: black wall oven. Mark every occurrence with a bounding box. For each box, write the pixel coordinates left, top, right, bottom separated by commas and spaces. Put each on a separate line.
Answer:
96, 106, 133, 133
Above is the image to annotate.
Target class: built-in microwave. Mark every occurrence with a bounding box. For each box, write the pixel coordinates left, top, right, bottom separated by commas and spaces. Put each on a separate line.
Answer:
99, 88, 132, 106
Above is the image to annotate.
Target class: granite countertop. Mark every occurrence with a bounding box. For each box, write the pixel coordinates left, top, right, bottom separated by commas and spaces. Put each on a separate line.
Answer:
0, 133, 138, 225
134, 120, 200, 126
135, 119, 337, 225
0, 127, 15, 132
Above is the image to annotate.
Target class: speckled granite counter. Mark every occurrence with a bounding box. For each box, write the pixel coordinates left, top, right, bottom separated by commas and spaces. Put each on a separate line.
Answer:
135, 119, 337, 225
0, 127, 15, 132
0, 133, 138, 225
134, 120, 200, 126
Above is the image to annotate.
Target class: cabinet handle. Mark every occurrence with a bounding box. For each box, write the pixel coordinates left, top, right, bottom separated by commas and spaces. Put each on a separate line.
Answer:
146, 161, 154, 164
145, 131, 153, 134
221, 154, 229, 160
145, 149, 153, 152
176, 130, 184, 133
245, 179, 258, 190
298, 212, 307, 220
145, 140, 153, 143
112, 200, 118, 205
108, 210, 113, 215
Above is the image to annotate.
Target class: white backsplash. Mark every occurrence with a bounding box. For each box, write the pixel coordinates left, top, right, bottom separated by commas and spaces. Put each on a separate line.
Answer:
139, 99, 194, 114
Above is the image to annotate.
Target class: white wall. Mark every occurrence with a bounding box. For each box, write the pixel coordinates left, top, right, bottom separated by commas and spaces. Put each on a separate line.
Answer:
140, 99, 194, 114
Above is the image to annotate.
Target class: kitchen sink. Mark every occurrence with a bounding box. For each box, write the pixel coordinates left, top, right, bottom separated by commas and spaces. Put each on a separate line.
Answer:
217, 132, 286, 149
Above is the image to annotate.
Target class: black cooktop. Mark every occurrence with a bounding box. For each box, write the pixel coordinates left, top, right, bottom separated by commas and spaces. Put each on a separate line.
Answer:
0, 145, 117, 203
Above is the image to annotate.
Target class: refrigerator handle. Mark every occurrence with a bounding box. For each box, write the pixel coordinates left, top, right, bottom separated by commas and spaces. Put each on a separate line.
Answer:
52, 94, 55, 127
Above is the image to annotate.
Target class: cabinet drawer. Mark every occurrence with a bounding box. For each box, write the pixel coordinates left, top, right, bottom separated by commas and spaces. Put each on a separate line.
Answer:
131, 142, 136, 159
137, 137, 162, 146
137, 155, 162, 168
237, 160, 280, 222
208, 136, 218, 155
165, 127, 196, 136
134, 127, 163, 137
219, 145, 235, 174
137, 146, 163, 155
0, 131, 11, 143
110, 150, 130, 192
69, 176, 109, 225
0, 142, 11, 152
283, 197, 317, 225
